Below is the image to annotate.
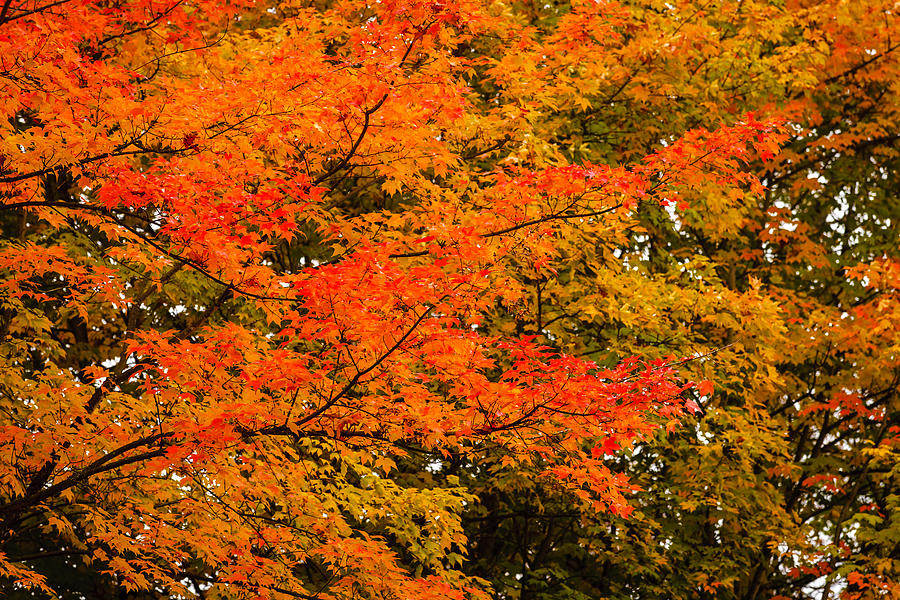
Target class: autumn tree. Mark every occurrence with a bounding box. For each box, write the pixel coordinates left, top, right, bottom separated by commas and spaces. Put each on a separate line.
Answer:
0, 0, 787, 598
442, 1, 900, 599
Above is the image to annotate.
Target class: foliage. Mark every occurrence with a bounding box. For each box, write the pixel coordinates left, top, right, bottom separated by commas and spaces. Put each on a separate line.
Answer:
1, 0, 899, 600
447, 2, 900, 600
0, 0, 776, 598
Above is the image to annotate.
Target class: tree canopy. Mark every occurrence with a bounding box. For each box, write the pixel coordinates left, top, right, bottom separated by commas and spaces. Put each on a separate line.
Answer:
0, 0, 898, 599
